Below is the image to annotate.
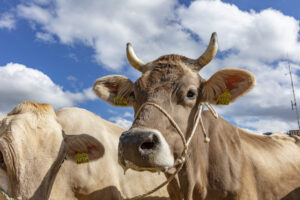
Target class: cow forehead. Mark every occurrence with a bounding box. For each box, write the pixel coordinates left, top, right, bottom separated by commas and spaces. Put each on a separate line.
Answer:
137, 57, 199, 90
0, 102, 58, 136
8, 101, 55, 117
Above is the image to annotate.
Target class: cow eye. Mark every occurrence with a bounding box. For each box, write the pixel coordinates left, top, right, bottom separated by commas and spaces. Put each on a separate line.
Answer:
0, 152, 7, 171
129, 91, 135, 99
186, 89, 197, 100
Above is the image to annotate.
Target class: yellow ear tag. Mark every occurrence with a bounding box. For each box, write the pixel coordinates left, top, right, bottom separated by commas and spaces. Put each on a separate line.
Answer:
216, 90, 232, 105
75, 153, 89, 164
114, 96, 128, 106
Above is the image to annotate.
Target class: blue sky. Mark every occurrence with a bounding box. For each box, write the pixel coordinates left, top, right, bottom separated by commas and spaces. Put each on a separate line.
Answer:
1, 0, 300, 132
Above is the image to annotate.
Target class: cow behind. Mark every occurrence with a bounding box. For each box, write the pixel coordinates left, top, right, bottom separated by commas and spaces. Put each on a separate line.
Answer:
0, 101, 169, 199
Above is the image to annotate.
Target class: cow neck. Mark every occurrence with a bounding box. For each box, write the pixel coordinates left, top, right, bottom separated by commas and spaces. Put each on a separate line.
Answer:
1, 131, 67, 200
125, 101, 218, 200
30, 131, 67, 200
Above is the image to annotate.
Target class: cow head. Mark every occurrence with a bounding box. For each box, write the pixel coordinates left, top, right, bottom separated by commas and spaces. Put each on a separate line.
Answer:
93, 33, 255, 172
0, 101, 103, 199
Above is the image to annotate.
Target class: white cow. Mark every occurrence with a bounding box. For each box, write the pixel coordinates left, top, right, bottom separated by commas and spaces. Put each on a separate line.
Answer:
0, 101, 169, 200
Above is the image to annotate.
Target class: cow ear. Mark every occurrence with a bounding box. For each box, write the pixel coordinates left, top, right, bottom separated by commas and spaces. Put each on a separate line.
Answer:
202, 68, 255, 105
93, 75, 134, 107
64, 134, 105, 164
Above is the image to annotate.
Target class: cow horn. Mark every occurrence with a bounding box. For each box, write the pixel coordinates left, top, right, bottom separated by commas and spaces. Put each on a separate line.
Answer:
195, 32, 218, 71
126, 43, 146, 72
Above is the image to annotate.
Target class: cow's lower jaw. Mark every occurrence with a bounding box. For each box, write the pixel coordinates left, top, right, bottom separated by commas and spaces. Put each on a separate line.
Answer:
118, 128, 174, 173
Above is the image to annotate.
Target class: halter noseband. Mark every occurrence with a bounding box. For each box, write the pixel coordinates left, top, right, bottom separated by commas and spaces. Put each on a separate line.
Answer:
124, 101, 218, 200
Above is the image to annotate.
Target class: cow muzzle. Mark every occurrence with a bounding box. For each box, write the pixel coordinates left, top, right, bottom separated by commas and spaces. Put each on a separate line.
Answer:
118, 128, 174, 173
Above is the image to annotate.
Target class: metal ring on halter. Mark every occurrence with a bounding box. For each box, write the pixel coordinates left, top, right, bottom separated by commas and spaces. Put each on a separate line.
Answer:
124, 101, 218, 200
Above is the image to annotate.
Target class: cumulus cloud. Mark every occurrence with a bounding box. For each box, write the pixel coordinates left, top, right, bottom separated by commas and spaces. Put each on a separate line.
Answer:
0, 13, 15, 29
109, 116, 132, 129
10, 0, 300, 132
15, 0, 300, 69
36, 32, 55, 42
177, 0, 300, 63
16, 0, 200, 70
109, 111, 134, 129
0, 63, 97, 114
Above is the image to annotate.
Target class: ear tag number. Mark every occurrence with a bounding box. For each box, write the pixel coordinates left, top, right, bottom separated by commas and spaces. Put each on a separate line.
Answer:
216, 90, 232, 105
75, 153, 89, 164
114, 96, 128, 106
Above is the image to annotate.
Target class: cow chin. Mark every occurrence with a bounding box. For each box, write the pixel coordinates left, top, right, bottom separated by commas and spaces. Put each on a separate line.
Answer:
118, 128, 174, 173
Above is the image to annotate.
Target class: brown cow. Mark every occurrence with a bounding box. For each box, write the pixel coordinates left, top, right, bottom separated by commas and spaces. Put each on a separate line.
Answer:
93, 33, 300, 200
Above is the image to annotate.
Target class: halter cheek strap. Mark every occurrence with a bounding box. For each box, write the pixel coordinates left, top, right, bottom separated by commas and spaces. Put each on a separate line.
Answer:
133, 102, 217, 146
125, 101, 218, 200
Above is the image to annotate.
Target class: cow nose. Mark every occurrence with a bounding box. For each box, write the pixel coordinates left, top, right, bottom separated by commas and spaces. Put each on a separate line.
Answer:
118, 128, 174, 170
120, 131, 128, 140
119, 129, 161, 157
139, 132, 159, 152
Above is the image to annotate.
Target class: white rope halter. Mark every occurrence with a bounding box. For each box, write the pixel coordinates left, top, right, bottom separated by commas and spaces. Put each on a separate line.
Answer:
125, 101, 218, 200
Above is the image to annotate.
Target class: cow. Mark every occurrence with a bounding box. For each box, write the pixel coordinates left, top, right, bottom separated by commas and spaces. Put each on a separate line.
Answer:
93, 32, 300, 200
0, 101, 169, 199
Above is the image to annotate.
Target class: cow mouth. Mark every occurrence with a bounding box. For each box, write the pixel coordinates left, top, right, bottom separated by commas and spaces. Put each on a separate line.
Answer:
118, 143, 158, 172
118, 153, 169, 174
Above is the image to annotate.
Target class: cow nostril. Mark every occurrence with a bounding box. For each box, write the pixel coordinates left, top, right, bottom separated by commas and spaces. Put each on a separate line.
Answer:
120, 131, 128, 141
140, 141, 155, 150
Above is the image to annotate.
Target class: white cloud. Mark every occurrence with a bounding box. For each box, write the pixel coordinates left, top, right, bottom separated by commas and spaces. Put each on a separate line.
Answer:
123, 112, 134, 118
232, 117, 295, 133
66, 75, 77, 81
14, 0, 300, 67
67, 53, 79, 62
10, 0, 300, 132
15, 0, 200, 70
109, 116, 132, 129
36, 32, 55, 42
0, 63, 97, 114
32, 0, 51, 5
177, 0, 300, 63
0, 13, 15, 29
108, 111, 134, 129
17, 4, 51, 24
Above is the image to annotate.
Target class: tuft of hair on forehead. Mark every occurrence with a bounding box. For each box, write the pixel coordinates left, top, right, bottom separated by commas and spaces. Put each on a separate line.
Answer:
8, 101, 55, 117
154, 54, 185, 64
153, 54, 199, 70
139, 54, 196, 90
